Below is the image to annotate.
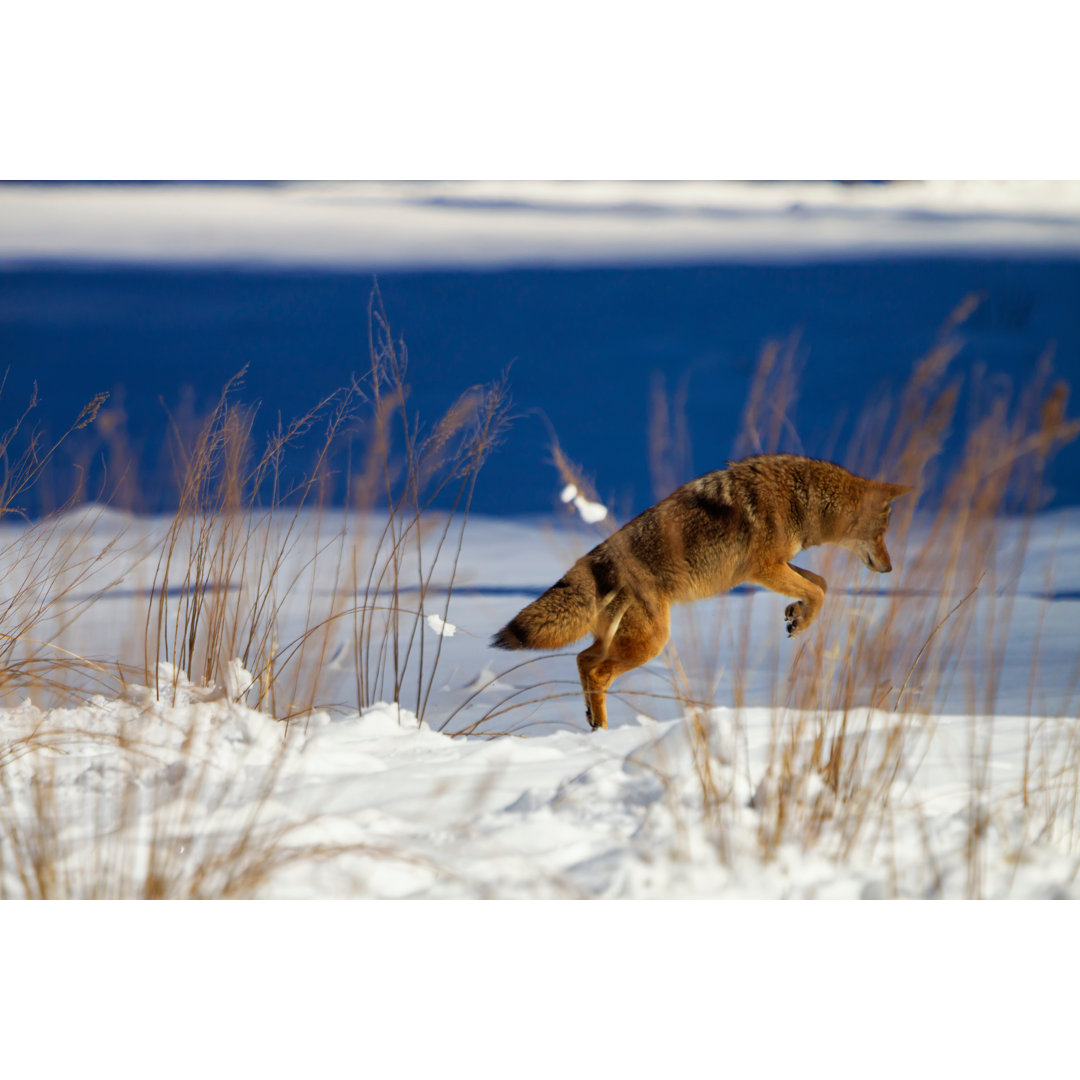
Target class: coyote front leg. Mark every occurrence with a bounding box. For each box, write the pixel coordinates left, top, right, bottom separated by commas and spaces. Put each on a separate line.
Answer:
751, 563, 828, 637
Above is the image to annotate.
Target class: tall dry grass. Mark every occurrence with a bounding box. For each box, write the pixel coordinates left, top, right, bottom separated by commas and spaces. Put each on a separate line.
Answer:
144, 365, 363, 716
139, 288, 509, 725
732, 301, 1078, 871
648, 296, 1080, 887
0, 382, 124, 704
0, 292, 510, 897
352, 288, 510, 723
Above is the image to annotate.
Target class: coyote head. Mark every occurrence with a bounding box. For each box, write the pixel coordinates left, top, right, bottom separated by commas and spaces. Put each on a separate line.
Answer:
841, 481, 915, 573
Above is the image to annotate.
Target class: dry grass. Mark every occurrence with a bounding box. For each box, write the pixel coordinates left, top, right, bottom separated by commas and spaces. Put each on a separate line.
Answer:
137, 287, 509, 726
672, 296, 1080, 887
143, 365, 365, 716
0, 382, 123, 705
0, 292, 510, 898
352, 287, 510, 723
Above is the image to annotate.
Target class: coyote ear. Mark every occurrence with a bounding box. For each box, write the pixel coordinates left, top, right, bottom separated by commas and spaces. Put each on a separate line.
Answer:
881, 482, 915, 504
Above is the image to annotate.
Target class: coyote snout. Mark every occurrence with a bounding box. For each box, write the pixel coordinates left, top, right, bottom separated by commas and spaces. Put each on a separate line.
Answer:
843, 489, 903, 573
855, 537, 893, 573
492, 454, 914, 731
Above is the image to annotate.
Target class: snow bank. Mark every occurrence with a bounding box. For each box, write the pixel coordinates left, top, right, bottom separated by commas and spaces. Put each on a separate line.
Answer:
4, 671, 1078, 898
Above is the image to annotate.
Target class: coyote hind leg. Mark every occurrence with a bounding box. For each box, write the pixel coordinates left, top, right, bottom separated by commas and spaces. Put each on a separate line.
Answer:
576, 602, 669, 731
576, 641, 611, 731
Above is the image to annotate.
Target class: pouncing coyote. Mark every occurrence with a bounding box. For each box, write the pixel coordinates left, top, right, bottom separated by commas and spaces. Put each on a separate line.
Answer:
491, 454, 913, 730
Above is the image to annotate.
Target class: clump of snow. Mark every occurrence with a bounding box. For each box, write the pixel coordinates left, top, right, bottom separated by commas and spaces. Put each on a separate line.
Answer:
223, 658, 256, 704
425, 613, 457, 637
354, 701, 441, 738
559, 483, 608, 523
121, 660, 257, 708
574, 496, 608, 524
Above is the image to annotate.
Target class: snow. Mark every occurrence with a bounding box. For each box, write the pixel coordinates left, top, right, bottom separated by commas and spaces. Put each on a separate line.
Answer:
3, 505, 1079, 899
559, 484, 609, 524
573, 496, 608, 524
5, 180, 1080, 267
425, 613, 457, 637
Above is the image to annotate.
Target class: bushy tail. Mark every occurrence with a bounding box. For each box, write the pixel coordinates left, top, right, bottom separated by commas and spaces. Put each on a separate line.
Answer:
490, 564, 597, 651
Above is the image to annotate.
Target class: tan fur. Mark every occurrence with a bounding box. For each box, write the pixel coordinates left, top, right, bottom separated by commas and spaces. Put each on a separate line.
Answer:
491, 454, 914, 730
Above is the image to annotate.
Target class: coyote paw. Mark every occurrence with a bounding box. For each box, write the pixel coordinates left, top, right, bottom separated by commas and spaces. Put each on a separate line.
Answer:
785, 601, 808, 637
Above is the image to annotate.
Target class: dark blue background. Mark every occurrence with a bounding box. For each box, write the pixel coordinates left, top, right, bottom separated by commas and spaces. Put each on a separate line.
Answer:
2, 258, 1078, 516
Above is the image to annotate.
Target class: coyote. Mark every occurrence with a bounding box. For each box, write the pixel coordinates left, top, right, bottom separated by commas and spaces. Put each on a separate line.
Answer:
492, 454, 913, 730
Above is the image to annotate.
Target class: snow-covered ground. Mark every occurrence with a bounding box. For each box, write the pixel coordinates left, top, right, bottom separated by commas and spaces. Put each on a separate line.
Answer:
5, 180, 1080, 266
3, 505, 1078, 899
